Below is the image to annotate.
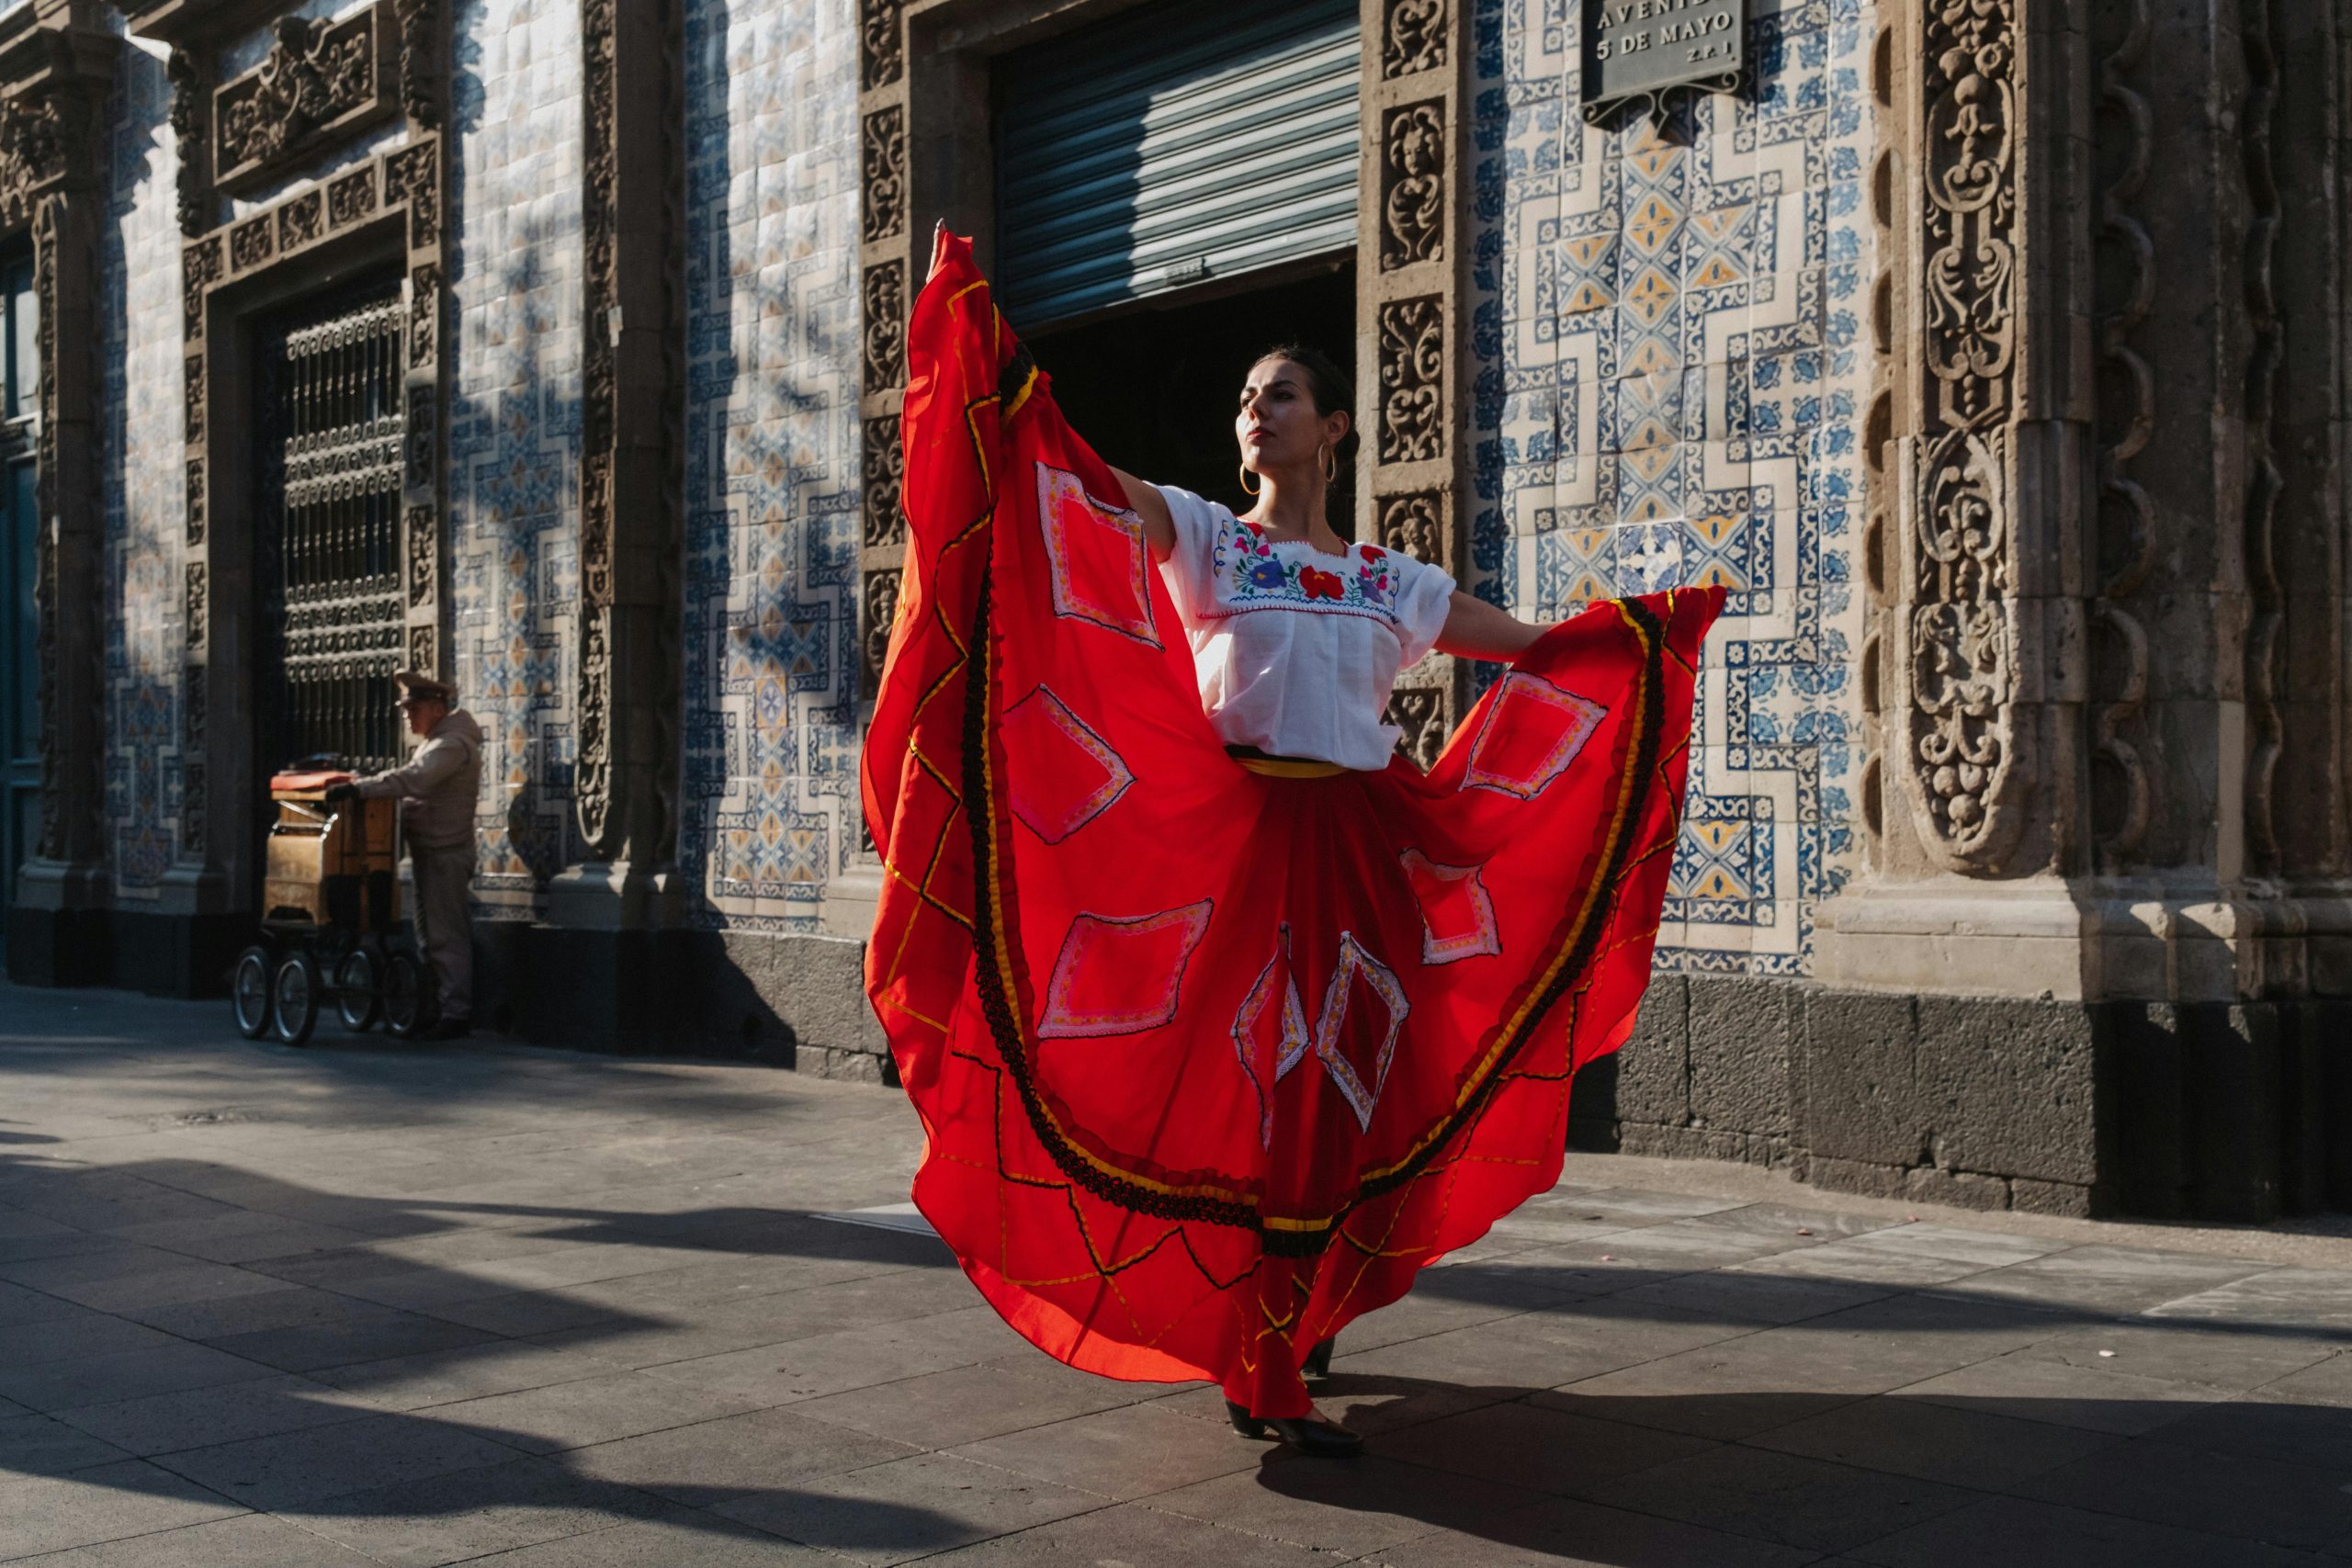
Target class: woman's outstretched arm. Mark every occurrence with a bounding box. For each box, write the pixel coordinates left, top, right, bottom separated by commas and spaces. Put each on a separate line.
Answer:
1108, 468, 1178, 559
1434, 592, 1546, 662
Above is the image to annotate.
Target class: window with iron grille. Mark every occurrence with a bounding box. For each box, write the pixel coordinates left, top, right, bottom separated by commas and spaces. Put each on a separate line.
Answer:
254, 285, 407, 776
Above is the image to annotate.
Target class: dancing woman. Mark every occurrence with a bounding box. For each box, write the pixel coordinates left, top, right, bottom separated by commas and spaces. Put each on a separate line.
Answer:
864, 231, 1721, 1456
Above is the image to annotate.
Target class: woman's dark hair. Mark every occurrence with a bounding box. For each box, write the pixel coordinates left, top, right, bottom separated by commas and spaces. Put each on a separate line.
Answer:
1250, 342, 1358, 462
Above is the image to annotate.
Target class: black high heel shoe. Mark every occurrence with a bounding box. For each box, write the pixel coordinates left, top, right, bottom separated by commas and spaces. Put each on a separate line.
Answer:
1301, 1337, 1336, 1380
1226, 1399, 1364, 1456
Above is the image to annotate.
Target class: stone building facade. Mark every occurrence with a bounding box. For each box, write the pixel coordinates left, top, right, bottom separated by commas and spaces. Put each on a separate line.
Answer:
5, 0, 2346, 1221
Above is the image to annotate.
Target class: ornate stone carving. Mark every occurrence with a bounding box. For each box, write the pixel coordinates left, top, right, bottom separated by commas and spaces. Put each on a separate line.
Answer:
181, 237, 221, 340
166, 49, 209, 237
229, 214, 273, 271
181, 673, 206, 854
1383, 0, 1448, 78
213, 10, 390, 191
0, 91, 66, 230
405, 505, 435, 606
327, 167, 377, 227
576, 606, 613, 844
2088, 0, 2155, 862
1380, 100, 1444, 271
403, 383, 435, 490
278, 190, 322, 249
863, 261, 905, 389
383, 141, 438, 247
863, 569, 899, 694
185, 561, 207, 648
863, 414, 903, 549
1377, 296, 1443, 464
183, 353, 205, 440
861, 105, 905, 245
2238, 0, 2283, 873
1898, 0, 2025, 869
860, 0, 904, 92
1378, 491, 1442, 564
408, 263, 440, 367
1386, 687, 1446, 770
186, 459, 206, 547
407, 623, 435, 676
394, 0, 441, 127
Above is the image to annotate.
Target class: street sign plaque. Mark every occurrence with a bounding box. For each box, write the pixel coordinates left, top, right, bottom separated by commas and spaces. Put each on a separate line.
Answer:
1582, 0, 1746, 123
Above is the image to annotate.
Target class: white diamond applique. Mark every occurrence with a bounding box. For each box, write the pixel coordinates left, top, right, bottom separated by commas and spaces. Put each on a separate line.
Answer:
1399, 849, 1502, 966
1035, 461, 1161, 646
1231, 925, 1310, 1149
1312, 932, 1410, 1134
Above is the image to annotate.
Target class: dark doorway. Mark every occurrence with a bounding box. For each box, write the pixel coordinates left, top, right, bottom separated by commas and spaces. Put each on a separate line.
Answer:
1028, 260, 1357, 536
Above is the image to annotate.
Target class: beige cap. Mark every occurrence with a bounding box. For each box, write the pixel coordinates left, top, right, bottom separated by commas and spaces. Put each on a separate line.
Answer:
393, 668, 457, 704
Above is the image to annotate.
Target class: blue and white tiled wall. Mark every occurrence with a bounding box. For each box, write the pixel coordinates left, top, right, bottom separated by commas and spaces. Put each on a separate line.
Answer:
101, 32, 187, 899
678, 0, 863, 932
86, 0, 1867, 979
448, 0, 586, 920
1473, 0, 1871, 975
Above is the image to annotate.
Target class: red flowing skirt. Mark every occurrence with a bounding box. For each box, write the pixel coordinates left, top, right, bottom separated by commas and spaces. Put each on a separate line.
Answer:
863, 234, 1723, 1419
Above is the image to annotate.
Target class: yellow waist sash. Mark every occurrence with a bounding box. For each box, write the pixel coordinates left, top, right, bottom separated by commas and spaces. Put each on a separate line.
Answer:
1228, 750, 1349, 780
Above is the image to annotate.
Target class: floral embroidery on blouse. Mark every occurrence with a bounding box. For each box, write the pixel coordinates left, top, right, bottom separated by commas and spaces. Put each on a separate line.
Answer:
1211, 515, 1407, 623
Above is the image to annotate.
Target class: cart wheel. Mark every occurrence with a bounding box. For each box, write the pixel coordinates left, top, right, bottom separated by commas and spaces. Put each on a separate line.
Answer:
334, 948, 382, 1032
382, 952, 435, 1039
271, 952, 321, 1047
231, 946, 275, 1039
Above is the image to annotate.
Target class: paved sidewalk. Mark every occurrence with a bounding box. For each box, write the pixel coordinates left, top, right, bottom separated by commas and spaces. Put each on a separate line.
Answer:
1, 983, 2348, 1566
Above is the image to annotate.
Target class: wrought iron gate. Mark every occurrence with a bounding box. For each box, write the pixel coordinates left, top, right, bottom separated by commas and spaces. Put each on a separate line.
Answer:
256, 288, 407, 775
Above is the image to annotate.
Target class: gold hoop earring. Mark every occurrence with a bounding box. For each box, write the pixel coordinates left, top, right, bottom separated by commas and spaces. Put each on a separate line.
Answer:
1238, 464, 1261, 497
1318, 444, 1337, 484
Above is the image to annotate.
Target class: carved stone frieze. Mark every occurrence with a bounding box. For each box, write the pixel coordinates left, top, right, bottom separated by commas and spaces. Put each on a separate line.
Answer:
278, 191, 322, 249
2238, 0, 2283, 874
403, 383, 435, 491
184, 561, 207, 647
1379, 100, 1444, 271
383, 141, 438, 246
408, 263, 440, 367
863, 261, 906, 390
181, 236, 220, 340
181, 673, 206, 853
1897, 0, 2025, 870
1385, 687, 1446, 771
1378, 491, 1442, 565
2086, 0, 2154, 863
183, 352, 205, 440
212, 8, 393, 193
407, 622, 435, 677
576, 606, 612, 843
405, 505, 435, 606
186, 459, 205, 546
861, 105, 905, 245
327, 167, 377, 228
166, 49, 209, 236
860, 0, 904, 92
1383, 0, 1447, 78
863, 413, 903, 549
229, 213, 272, 270
1377, 295, 1443, 464
862, 569, 899, 695
394, 0, 441, 127
0, 92, 67, 230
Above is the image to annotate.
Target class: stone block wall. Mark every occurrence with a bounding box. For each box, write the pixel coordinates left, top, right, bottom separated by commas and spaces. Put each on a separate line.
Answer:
1573, 976, 2352, 1220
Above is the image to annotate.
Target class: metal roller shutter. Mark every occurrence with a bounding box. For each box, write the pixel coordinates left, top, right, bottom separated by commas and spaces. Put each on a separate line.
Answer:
994, 0, 1360, 329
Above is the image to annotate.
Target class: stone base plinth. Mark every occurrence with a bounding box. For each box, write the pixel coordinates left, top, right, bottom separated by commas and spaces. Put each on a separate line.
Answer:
1569, 974, 2352, 1223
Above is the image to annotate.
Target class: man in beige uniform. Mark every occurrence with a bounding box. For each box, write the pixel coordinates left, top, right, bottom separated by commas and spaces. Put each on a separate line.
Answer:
327, 671, 483, 1038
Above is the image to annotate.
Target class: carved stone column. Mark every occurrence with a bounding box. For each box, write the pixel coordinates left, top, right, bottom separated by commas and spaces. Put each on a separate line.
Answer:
4, 4, 118, 986
1821, 0, 2098, 999
1360, 0, 1473, 769
546, 0, 684, 938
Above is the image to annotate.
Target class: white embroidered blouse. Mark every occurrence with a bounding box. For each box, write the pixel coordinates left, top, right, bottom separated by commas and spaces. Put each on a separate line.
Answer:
1154, 483, 1457, 772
